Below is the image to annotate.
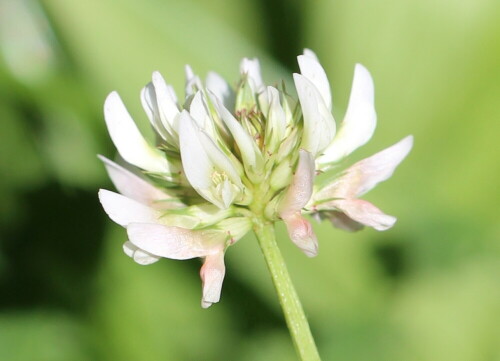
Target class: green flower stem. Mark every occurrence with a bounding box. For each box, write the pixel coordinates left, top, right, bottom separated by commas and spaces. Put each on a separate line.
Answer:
253, 219, 321, 361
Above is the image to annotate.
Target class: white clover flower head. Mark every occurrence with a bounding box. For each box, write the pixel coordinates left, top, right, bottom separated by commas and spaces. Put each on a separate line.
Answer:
99, 49, 413, 308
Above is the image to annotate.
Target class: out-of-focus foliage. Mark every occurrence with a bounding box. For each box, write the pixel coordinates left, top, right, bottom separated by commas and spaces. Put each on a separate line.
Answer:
0, 0, 498, 360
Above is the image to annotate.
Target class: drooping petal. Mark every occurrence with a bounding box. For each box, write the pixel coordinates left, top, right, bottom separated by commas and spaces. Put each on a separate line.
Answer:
293, 74, 336, 156
206, 71, 235, 110
123, 241, 160, 265
279, 150, 318, 257
331, 199, 397, 231
316, 136, 414, 200
318, 64, 376, 166
281, 212, 318, 257
279, 150, 315, 217
127, 223, 224, 260
200, 251, 226, 308
98, 189, 160, 227
98, 155, 179, 208
240, 58, 264, 92
103, 91, 172, 174
297, 49, 332, 111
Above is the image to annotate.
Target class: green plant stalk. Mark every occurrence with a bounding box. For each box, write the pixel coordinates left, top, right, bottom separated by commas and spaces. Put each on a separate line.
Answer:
253, 219, 321, 361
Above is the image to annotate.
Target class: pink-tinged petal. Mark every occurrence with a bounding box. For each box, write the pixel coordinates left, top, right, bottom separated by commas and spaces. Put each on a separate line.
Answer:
318, 64, 376, 166
321, 211, 364, 232
98, 155, 177, 208
200, 251, 226, 308
316, 135, 414, 200
279, 150, 315, 216
332, 199, 396, 231
98, 189, 160, 227
282, 212, 318, 257
123, 241, 160, 265
103, 91, 171, 174
127, 223, 223, 260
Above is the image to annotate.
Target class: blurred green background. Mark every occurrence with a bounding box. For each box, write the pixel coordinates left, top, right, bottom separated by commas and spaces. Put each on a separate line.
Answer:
1, 0, 499, 360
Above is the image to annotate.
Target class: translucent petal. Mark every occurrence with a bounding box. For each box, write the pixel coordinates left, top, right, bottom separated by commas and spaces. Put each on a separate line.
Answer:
123, 241, 161, 265
98, 155, 177, 208
98, 189, 160, 227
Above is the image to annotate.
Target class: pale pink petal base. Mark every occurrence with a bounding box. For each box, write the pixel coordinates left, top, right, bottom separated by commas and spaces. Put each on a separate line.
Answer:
282, 212, 318, 257
200, 252, 226, 308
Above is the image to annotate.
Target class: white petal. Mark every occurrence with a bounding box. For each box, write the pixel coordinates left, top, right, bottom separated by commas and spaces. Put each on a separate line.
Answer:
197, 131, 242, 187
152, 71, 180, 133
140, 83, 171, 141
123, 241, 160, 265
127, 223, 222, 260
282, 212, 318, 257
103, 91, 171, 173
302, 48, 319, 62
297, 52, 332, 110
98, 155, 175, 208
319, 136, 414, 201
265, 86, 286, 148
185, 65, 202, 97
200, 252, 226, 308
123, 241, 136, 257
98, 189, 160, 227
189, 91, 210, 129
206, 71, 235, 110
294, 74, 335, 156
318, 64, 376, 165
331, 199, 396, 231
279, 150, 315, 216
220, 179, 235, 209
178, 111, 214, 189
240, 58, 264, 91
